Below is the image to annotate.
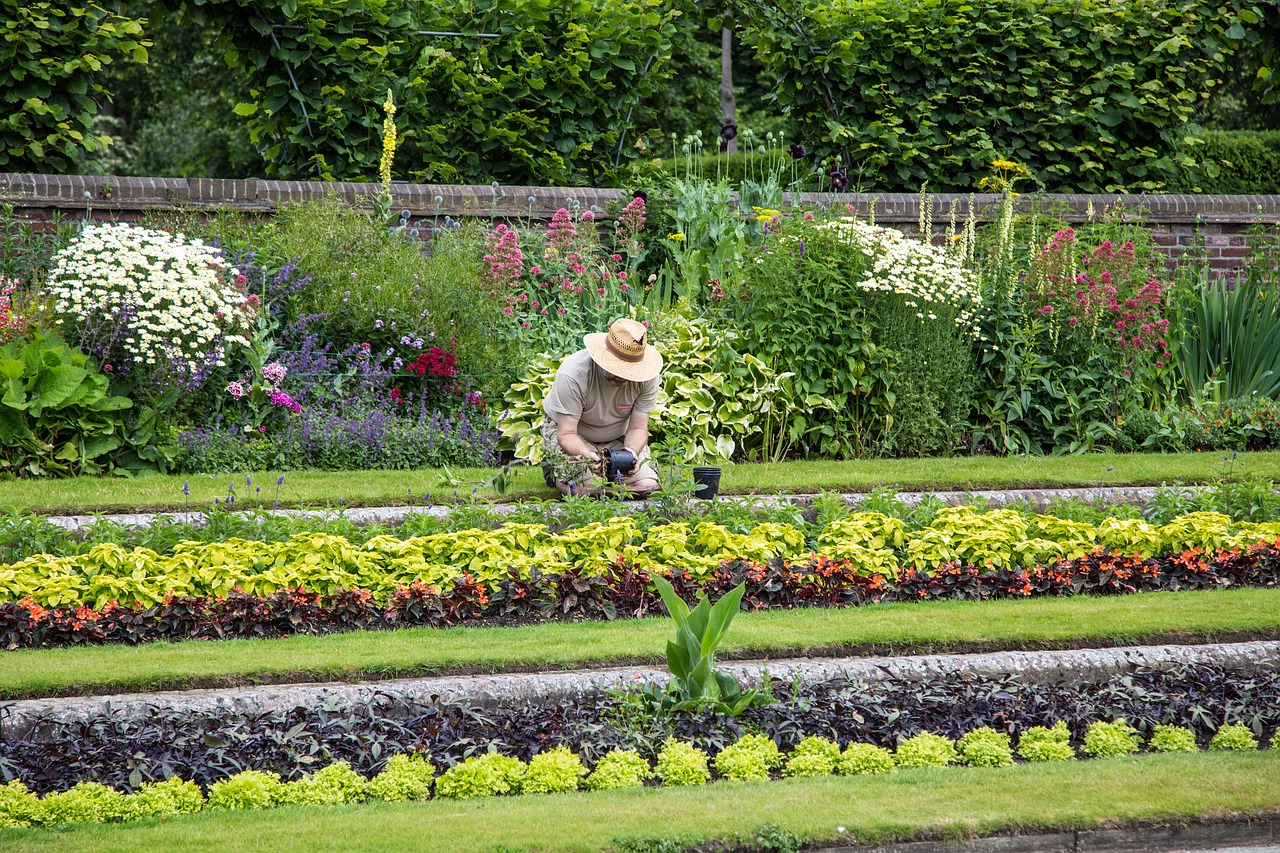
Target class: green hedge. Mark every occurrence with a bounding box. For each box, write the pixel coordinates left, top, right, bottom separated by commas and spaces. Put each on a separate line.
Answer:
1187, 130, 1280, 194
740, 0, 1260, 193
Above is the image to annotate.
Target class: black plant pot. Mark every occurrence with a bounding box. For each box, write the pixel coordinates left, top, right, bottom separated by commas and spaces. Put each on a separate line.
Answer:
692, 466, 722, 500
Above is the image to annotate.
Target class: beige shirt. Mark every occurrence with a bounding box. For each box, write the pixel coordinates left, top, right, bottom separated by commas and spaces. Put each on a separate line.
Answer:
542, 349, 660, 443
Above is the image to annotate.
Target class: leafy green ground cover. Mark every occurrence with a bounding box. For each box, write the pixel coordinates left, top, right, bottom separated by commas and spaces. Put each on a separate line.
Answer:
2, 752, 1277, 852
3, 452, 1279, 515
6, 588, 1278, 699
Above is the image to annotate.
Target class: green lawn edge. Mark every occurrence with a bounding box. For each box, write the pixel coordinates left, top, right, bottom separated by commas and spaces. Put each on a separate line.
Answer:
6, 451, 1280, 515
2, 752, 1278, 852
6, 588, 1280, 700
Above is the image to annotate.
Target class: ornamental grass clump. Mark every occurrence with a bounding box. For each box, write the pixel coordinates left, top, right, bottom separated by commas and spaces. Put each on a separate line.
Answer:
1016, 722, 1076, 762
43, 223, 252, 383
206, 770, 285, 810
894, 732, 956, 769
783, 736, 841, 777
1209, 723, 1260, 752
278, 761, 367, 806
364, 753, 437, 802
837, 743, 896, 776
956, 727, 1015, 768
1082, 720, 1142, 758
521, 746, 588, 794
585, 750, 652, 791
1148, 724, 1199, 754
715, 734, 783, 781
656, 739, 711, 787
434, 753, 526, 799
122, 778, 204, 821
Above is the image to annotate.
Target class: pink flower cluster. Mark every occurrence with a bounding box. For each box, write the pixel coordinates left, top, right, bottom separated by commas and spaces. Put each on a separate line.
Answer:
0, 279, 28, 344
483, 224, 525, 290
546, 208, 578, 250
270, 389, 301, 413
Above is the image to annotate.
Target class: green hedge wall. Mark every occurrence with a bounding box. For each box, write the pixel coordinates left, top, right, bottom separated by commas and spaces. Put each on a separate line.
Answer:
740, 0, 1262, 193
1190, 130, 1280, 194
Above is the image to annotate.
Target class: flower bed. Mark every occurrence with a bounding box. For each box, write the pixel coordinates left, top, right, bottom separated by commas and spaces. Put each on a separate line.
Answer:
1, 661, 1275, 821
3, 508, 1280, 647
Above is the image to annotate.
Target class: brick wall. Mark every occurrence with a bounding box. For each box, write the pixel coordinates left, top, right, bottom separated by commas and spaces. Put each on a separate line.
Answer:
2, 173, 1277, 275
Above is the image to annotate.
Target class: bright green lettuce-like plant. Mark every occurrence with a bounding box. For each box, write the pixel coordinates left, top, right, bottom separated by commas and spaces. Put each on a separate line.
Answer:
894, 732, 956, 769
956, 727, 1015, 768
1016, 722, 1077, 762
1082, 720, 1143, 758
655, 738, 710, 787
652, 575, 757, 715
434, 753, 526, 800
1209, 722, 1260, 751
714, 734, 783, 781
521, 746, 587, 794
279, 761, 367, 806
1148, 725, 1200, 754
782, 736, 841, 778
41, 781, 128, 825
837, 743, 896, 776
206, 770, 285, 810
364, 753, 436, 802
122, 778, 204, 822
585, 749, 652, 791
0, 329, 133, 477
0, 779, 42, 828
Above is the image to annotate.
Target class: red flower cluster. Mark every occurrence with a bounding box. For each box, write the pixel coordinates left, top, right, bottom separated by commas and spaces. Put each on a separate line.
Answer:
406, 346, 456, 378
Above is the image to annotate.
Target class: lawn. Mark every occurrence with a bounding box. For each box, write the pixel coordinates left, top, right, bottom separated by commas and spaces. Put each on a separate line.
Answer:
3, 451, 1277, 515
7, 588, 1278, 699
2, 752, 1277, 852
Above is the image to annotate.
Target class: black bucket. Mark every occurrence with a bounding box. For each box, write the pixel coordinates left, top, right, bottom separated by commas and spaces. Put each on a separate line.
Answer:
692, 466, 722, 500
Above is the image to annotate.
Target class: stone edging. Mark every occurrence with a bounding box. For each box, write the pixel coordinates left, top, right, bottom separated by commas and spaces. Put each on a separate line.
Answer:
38, 485, 1195, 531
4, 641, 1275, 744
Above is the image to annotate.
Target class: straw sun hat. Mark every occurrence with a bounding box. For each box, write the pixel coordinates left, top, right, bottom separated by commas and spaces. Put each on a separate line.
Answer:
583, 318, 663, 382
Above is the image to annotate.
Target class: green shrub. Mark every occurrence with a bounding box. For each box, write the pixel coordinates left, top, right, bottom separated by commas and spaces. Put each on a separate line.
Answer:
714, 734, 783, 781
434, 753, 526, 800
0, 2, 148, 173
206, 770, 285, 810
1082, 720, 1143, 758
521, 746, 587, 795
585, 749, 653, 791
1017, 722, 1077, 762
1183, 130, 1280, 194
782, 736, 841, 778
40, 781, 128, 825
122, 778, 204, 821
741, 0, 1260, 193
956, 727, 1015, 768
655, 739, 711, 787
266, 198, 512, 398
279, 761, 367, 806
0, 779, 42, 828
1148, 724, 1200, 754
894, 732, 957, 769
364, 753, 437, 802
836, 743, 896, 776
1209, 722, 1260, 752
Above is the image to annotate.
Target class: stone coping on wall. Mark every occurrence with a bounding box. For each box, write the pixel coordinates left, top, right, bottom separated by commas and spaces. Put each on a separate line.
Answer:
1, 173, 1278, 225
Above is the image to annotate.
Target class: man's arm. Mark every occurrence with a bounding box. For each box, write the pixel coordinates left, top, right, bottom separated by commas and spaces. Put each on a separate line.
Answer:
555, 413, 600, 463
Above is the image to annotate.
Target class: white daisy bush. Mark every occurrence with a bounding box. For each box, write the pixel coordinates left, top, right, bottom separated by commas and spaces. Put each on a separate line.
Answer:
43, 223, 254, 381
819, 217, 982, 335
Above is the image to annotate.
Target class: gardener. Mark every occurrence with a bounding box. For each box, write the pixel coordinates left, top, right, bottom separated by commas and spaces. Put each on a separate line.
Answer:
541, 317, 663, 497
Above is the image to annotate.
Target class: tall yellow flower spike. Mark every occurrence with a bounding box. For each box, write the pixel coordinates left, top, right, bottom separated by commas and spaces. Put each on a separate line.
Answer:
380, 89, 397, 193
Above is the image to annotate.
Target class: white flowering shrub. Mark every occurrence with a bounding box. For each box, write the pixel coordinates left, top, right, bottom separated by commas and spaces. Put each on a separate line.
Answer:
817, 218, 982, 334
43, 223, 253, 380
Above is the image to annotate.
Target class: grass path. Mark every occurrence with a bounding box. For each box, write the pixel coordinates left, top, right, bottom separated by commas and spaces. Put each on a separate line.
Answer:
2, 752, 1277, 852
6, 588, 1279, 699
4, 451, 1278, 515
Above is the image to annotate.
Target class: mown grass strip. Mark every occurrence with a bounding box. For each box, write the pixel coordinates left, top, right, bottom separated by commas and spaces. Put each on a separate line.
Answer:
2, 752, 1278, 852
6, 588, 1280, 700
5, 451, 1279, 515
